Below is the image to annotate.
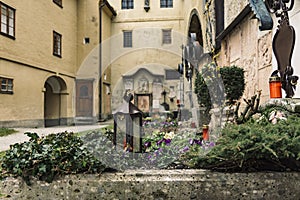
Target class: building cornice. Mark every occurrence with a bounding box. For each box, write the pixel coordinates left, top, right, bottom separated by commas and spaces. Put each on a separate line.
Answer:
100, 0, 117, 17
113, 17, 184, 23
0, 57, 76, 79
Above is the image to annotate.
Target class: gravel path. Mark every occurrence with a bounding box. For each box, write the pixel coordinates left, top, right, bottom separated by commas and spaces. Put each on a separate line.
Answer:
0, 124, 110, 152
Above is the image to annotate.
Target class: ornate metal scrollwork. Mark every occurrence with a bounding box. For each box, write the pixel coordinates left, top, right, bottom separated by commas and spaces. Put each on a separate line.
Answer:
266, 0, 298, 98
265, 0, 294, 15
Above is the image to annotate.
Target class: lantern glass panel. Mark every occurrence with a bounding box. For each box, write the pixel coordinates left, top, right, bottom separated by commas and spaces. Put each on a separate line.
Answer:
116, 114, 126, 148
132, 116, 141, 152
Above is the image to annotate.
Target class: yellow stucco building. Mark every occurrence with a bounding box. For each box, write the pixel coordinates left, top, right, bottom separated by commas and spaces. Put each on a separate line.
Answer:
1, 0, 214, 127
0, 0, 115, 127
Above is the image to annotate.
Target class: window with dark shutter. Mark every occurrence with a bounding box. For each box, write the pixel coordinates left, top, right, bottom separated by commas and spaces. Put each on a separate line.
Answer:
0, 2, 15, 39
160, 0, 173, 8
122, 0, 134, 9
0, 77, 13, 94
162, 29, 172, 44
53, 31, 62, 57
123, 31, 132, 48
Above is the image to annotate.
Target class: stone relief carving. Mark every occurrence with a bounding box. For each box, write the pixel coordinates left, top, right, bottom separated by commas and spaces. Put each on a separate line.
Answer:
243, 55, 258, 99
258, 32, 272, 68
138, 77, 149, 93
124, 79, 134, 90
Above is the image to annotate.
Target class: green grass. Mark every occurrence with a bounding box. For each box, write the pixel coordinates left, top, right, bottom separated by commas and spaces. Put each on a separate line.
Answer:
0, 128, 17, 137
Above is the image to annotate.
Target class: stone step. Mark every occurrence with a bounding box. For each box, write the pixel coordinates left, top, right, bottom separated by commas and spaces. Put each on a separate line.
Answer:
74, 117, 96, 125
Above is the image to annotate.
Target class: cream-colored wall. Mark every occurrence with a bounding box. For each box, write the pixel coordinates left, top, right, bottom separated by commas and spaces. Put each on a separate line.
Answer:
0, 0, 78, 76
108, 0, 206, 110
0, 0, 79, 126
0, 60, 74, 122
0, 0, 211, 125
76, 0, 114, 118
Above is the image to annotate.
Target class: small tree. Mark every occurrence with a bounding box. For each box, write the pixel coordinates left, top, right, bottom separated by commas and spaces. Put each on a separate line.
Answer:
195, 63, 245, 111
221, 65, 245, 104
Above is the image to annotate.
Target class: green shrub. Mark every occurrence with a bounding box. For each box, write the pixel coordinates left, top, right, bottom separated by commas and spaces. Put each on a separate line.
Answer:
221, 65, 245, 103
195, 63, 245, 110
192, 114, 300, 172
0, 128, 17, 137
1, 132, 106, 184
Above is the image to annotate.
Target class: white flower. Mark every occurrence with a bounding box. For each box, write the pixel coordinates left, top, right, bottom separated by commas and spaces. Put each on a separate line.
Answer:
269, 110, 287, 124
164, 131, 175, 139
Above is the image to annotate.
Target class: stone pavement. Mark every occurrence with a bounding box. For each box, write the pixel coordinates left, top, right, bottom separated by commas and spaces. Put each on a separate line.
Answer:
0, 122, 112, 152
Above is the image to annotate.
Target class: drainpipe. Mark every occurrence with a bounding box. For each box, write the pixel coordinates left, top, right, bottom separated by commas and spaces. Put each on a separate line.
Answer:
99, 0, 106, 121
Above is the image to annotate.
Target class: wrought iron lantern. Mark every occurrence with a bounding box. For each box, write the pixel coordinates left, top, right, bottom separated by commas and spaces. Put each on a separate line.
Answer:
265, 0, 298, 98
144, 0, 150, 12
113, 92, 143, 153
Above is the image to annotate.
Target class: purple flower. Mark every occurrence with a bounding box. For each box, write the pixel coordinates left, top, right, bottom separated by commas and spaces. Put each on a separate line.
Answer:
194, 139, 202, 145
182, 146, 189, 152
144, 142, 151, 148
157, 139, 164, 145
209, 142, 215, 147
165, 138, 172, 145
155, 148, 163, 156
189, 139, 194, 145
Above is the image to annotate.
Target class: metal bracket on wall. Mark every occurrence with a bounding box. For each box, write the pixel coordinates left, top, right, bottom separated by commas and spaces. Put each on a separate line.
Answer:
249, 0, 274, 30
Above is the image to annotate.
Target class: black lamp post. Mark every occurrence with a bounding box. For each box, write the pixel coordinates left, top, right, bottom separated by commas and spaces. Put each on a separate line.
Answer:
113, 92, 143, 153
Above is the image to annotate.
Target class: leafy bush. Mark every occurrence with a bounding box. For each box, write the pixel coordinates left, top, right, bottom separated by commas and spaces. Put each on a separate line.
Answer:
195, 63, 245, 110
221, 65, 245, 103
1, 132, 106, 184
192, 114, 300, 172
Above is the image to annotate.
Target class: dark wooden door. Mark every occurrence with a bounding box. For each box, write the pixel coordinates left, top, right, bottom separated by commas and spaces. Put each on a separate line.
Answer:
76, 80, 93, 117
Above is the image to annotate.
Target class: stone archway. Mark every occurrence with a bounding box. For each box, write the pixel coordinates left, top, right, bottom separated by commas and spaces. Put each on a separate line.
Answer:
44, 76, 67, 127
188, 10, 203, 48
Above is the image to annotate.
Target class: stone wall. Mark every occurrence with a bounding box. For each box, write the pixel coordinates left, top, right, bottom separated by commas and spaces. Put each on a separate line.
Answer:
1, 170, 299, 199
218, 10, 273, 103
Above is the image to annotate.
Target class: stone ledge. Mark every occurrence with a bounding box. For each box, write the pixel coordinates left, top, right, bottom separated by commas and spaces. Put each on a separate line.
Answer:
1, 169, 300, 199
264, 98, 300, 113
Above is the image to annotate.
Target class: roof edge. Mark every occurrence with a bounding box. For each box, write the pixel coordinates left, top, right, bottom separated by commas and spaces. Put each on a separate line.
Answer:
216, 5, 251, 41
100, 0, 117, 17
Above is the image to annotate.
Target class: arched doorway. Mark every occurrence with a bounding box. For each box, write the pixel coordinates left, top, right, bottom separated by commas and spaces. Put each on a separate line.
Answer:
188, 11, 203, 48
44, 76, 67, 127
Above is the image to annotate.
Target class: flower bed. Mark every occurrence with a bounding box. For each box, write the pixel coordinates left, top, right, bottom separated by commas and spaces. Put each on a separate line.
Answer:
1, 103, 300, 185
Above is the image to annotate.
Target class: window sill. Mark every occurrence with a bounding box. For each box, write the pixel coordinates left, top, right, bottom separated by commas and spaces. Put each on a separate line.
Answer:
0, 91, 14, 95
0, 32, 15, 40
53, 53, 62, 58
